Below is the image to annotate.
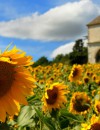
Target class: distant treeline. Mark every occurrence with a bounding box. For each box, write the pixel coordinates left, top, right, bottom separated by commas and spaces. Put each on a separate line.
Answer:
33, 39, 88, 67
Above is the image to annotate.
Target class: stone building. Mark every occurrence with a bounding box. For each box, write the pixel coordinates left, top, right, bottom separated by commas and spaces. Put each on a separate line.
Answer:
87, 16, 100, 63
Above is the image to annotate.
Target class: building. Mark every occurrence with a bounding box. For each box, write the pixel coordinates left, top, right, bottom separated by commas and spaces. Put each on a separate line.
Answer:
87, 16, 100, 63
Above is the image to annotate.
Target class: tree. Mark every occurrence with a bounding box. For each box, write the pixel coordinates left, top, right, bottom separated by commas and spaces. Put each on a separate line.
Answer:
52, 54, 69, 64
33, 56, 49, 67
52, 54, 64, 63
69, 39, 88, 65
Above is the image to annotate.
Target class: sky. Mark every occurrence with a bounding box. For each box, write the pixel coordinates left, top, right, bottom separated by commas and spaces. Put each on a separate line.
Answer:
0, 0, 100, 61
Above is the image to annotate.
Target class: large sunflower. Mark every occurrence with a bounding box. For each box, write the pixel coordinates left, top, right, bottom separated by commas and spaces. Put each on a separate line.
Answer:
81, 115, 100, 130
42, 83, 69, 112
69, 92, 91, 115
0, 46, 35, 122
68, 64, 83, 82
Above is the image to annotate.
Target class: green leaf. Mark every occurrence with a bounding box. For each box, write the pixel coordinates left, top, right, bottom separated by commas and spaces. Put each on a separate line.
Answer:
59, 117, 69, 129
4, 42, 13, 51
0, 49, 2, 54
17, 106, 36, 127
72, 125, 81, 130
35, 108, 56, 130
0, 123, 10, 130
60, 109, 84, 123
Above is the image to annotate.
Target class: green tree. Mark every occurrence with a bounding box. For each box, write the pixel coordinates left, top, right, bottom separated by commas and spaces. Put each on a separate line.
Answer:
52, 54, 64, 63
69, 39, 88, 65
33, 56, 49, 67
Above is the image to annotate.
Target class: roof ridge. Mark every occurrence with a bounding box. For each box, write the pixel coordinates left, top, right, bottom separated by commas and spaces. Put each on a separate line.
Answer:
87, 15, 100, 26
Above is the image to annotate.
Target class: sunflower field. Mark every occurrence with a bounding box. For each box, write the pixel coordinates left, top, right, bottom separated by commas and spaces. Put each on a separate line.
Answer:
0, 46, 100, 130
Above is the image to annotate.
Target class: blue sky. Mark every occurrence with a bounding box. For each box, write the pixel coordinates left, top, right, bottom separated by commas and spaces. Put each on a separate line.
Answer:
0, 0, 100, 61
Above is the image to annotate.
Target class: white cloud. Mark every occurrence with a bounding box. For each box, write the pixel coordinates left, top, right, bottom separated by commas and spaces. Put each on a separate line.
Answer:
50, 39, 88, 58
0, 0, 99, 41
50, 42, 75, 58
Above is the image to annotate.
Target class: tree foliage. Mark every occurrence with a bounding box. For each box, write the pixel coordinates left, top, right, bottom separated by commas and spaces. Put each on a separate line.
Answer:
52, 54, 69, 63
33, 56, 49, 67
33, 39, 88, 66
69, 39, 88, 65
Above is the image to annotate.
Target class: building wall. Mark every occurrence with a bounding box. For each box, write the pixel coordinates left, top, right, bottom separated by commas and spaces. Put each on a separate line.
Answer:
88, 42, 100, 63
88, 24, 100, 63
88, 25, 100, 43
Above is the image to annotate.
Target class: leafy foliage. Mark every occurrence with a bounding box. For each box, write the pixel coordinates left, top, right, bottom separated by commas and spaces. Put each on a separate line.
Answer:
1, 63, 100, 130
33, 39, 88, 67
52, 54, 69, 64
33, 56, 50, 67
69, 39, 88, 65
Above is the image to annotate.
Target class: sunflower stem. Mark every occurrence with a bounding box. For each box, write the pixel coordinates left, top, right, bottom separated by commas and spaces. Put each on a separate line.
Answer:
39, 119, 42, 130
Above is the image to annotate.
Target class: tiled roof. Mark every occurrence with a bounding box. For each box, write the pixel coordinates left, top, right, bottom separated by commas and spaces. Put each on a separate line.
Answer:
87, 16, 100, 26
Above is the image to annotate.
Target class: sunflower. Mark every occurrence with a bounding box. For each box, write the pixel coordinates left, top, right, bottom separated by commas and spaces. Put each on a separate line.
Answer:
83, 76, 90, 84
92, 90, 97, 96
81, 115, 100, 130
92, 74, 97, 81
86, 71, 91, 77
94, 100, 100, 114
69, 92, 91, 115
96, 79, 100, 86
0, 46, 35, 122
42, 83, 69, 112
76, 80, 83, 85
68, 64, 83, 82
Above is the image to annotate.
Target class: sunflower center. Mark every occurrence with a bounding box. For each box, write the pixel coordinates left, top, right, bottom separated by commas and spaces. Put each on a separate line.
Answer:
90, 123, 100, 130
73, 97, 90, 112
96, 105, 100, 113
46, 87, 58, 105
0, 62, 15, 97
84, 78, 89, 83
73, 68, 78, 77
